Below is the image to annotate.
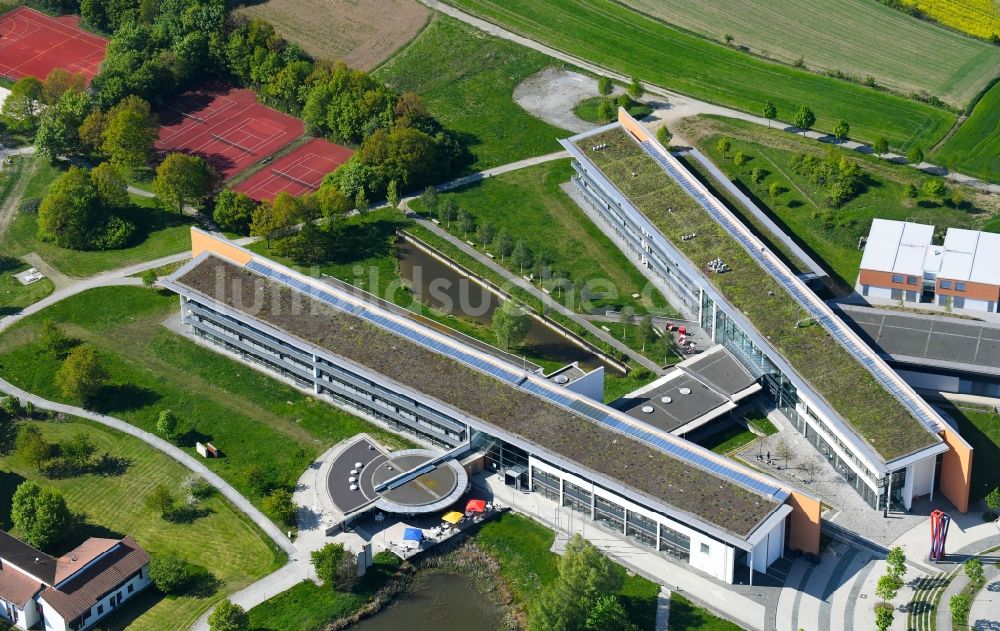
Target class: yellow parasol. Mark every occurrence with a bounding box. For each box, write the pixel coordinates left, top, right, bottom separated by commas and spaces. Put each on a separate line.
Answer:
442, 511, 463, 525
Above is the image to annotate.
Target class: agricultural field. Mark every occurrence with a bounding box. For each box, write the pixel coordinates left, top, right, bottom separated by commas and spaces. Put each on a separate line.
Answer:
932, 79, 1000, 182
676, 115, 998, 290
620, 0, 1000, 106
0, 420, 283, 631
904, 0, 1000, 40
231, 0, 429, 70
374, 15, 571, 170
446, 0, 957, 151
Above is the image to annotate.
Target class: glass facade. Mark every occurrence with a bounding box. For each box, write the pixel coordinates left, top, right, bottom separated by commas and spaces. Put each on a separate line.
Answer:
626, 511, 658, 548
594, 495, 625, 533
531, 468, 560, 502
563, 480, 592, 515
659, 524, 691, 561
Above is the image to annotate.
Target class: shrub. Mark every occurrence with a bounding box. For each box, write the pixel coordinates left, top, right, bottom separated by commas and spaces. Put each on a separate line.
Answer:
208, 599, 248, 631
949, 592, 971, 623
149, 551, 192, 594
16, 425, 53, 470
91, 215, 136, 250
11, 481, 73, 550
261, 489, 296, 527
964, 557, 984, 584
145, 484, 178, 519
37, 319, 73, 358
18, 198, 40, 214
141, 270, 158, 288
311, 542, 357, 591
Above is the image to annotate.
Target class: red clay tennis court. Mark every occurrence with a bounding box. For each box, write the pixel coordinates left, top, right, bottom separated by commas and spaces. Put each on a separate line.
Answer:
233, 138, 353, 201
156, 85, 304, 180
0, 7, 108, 82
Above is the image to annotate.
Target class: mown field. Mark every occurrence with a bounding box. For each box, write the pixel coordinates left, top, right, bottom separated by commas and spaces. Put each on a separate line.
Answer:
932, 79, 1000, 182
620, 0, 1000, 106
232, 0, 429, 70
374, 15, 571, 170
904, 0, 1000, 40
676, 116, 998, 289
445, 0, 956, 151
0, 257, 53, 316
0, 420, 283, 631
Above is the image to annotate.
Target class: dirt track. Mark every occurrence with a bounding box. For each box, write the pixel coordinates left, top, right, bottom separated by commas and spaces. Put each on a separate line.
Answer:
232, 0, 429, 70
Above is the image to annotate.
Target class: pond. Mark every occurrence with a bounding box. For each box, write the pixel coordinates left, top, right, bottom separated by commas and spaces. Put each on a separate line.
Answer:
350, 572, 501, 631
396, 239, 607, 370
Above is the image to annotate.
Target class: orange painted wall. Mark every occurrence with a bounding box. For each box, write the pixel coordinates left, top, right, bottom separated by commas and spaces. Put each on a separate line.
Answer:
786, 491, 821, 554
190, 228, 252, 265
936, 278, 1000, 303
618, 108, 651, 142
938, 428, 973, 513
857, 269, 921, 291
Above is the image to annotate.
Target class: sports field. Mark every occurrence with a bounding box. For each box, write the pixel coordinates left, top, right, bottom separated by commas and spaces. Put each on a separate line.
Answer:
0, 6, 107, 82
619, 0, 1000, 106
156, 85, 303, 180
233, 0, 429, 70
446, 0, 956, 151
233, 138, 352, 201
932, 79, 1000, 182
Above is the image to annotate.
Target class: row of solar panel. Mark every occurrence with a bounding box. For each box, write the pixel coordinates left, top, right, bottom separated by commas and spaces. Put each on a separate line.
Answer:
244, 258, 788, 499
638, 143, 939, 430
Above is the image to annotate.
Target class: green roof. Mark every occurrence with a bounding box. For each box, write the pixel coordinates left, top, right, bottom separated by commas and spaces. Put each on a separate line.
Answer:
576, 127, 938, 462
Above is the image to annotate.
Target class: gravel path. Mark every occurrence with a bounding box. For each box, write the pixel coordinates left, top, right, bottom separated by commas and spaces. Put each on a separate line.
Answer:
513, 67, 625, 133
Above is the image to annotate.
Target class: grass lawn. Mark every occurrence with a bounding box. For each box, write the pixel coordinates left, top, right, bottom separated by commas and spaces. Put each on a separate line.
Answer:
246, 552, 401, 630
474, 512, 659, 629
0, 286, 413, 507
617, 0, 1000, 106
445, 0, 957, 151
410, 159, 674, 316
374, 15, 571, 171
669, 593, 743, 630
742, 410, 778, 436
932, 79, 1000, 183
0, 420, 284, 631
677, 115, 995, 290
940, 404, 1000, 502
574, 96, 653, 124
0, 257, 54, 316
0, 158, 196, 278
695, 422, 758, 455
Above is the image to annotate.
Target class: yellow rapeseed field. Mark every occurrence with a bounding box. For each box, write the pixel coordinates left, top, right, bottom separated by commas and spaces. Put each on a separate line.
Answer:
906, 0, 1000, 40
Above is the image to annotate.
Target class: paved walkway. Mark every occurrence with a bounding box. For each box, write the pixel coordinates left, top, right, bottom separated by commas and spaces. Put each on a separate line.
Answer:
422, 0, 999, 194
969, 563, 1000, 630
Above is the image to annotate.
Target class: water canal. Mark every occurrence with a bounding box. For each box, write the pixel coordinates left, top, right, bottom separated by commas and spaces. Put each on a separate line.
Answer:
350, 572, 501, 630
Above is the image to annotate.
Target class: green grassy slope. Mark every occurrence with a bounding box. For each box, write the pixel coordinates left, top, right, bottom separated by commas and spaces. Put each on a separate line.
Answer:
932, 80, 1000, 182
445, 0, 956, 150
374, 15, 570, 170
619, 0, 1000, 106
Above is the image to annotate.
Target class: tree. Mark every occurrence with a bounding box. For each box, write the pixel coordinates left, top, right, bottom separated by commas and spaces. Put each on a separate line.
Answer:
886, 546, 906, 580
775, 439, 793, 467
208, 600, 249, 631
656, 125, 672, 146
907, 145, 924, 164
141, 270, 158, 288
458, 209, 475, 237
35, 89, 91, 159
16, 425, 52, 470
873, 136, 889, 156
90, 162, 129, 209
875, 604, 893, 631
145, 484, 177, 519
2, 76, 44, 132
156, 409, 179, 441
596, 99, 615, 123
492, 301, 532, 350
793, 106, 815, 136
985, 486, 1000, 516
154, 153, 217, 212
315, 185, 350, 225
750, 167, 765, 185
586, 595, 636, 631
37, 166, 101, 249
243, 464, 273, 496
149, 551, 191, 594
921, 179, 947, 199
949, 592, 971, 624
78, 109, 107, 154
905, 183, 919, 199
762, 99, 777, 128
627, 76, 644, 100
312, 542, 345, 585
511, 241, 533, 274
495, 230, 514, 261
833, 119, 850, 142
386, 179, 400, 211
733, 151, 748, 170
437, 198, 456, 227
212, 190, 257, 235
875, 573, 902, 605
768, 181, 785, 199
61, 432, 97, 468
102, 95, 159, 173
38, 319, 72, 358
597, 76, 613, 97
421, 186, 438, 212
638, 315, 656, 350
262, 489, 296, 526
41, 69, 86, 106
964, 557, 984, 584
56, 345, 108, 403
717, 137, 731, 156
531, 535, 623, 631
10, 481, 73, 550
724, 33, 734, 45
476, 221, 497, 249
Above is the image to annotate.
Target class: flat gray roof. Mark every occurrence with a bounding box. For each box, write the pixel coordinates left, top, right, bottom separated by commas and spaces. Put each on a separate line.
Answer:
684, 348, 757, 395
838, 304, 1000, 377
617, 373, 728, 432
